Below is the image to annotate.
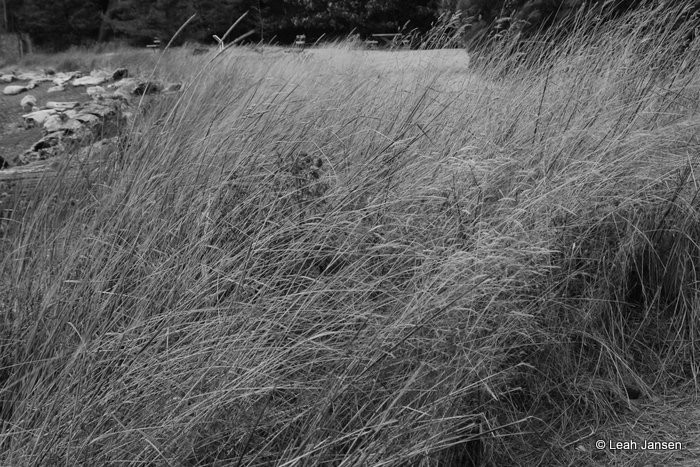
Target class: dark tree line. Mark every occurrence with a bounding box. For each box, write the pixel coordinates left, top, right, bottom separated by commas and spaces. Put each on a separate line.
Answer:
1, 0, 698, 50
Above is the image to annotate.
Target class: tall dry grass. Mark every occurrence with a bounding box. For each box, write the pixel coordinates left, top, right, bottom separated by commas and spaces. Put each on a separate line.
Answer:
1, 2, 700, 465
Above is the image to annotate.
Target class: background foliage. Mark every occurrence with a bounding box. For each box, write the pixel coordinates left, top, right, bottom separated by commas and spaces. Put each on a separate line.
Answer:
2, 0, 698, 50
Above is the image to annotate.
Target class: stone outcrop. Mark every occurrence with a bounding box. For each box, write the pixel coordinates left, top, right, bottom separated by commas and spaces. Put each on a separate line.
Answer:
14, 96, 127, 165
3, 67, 182, 168
2, 66, 183, 169
22, 109, 57, 125
43, 114, 84, 133
16, 72, 52, 82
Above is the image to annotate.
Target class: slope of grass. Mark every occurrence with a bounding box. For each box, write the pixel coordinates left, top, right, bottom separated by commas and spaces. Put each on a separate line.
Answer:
1, 3, 700, 465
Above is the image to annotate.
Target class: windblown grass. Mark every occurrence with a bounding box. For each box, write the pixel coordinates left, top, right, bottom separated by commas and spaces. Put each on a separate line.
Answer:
1, 2, 700, 465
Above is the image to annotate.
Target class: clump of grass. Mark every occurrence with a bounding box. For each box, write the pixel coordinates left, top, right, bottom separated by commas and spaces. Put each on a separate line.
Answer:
1, 1, 700, 465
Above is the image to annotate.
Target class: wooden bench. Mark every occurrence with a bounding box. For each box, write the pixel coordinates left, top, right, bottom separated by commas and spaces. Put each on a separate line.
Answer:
372, 33, 401, 47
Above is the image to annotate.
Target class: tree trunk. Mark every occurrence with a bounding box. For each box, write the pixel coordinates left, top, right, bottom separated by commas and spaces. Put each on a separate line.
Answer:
2, 0, 7, 33
98, 0, 118, 42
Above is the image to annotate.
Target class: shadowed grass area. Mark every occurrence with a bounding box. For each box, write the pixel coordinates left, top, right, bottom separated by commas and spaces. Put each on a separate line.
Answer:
1, 2, 700, 465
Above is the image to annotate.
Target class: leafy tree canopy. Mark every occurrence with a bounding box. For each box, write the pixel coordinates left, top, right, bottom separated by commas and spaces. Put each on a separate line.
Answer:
3, 0, 699, 50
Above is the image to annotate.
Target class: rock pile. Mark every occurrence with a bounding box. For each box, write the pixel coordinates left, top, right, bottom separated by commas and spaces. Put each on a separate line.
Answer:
15, 97, 128, 165
2, 68, 141, 96
1, 67, 182, 166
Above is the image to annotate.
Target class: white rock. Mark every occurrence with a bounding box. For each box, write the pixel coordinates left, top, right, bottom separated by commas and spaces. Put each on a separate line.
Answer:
43, 115, 82, 133
47, 85, 65, 93
26, 80, 39, 89
16, 72, 48, 81
20, 94, 37, 110
45, 101, 80, 110
52, 72, 76, 86
72, 70, 110, 87
0, 74, 15, 83
87, 86, 107, 97
72, 75, 106, 86
3, 85, 27, 95
23, 109, 57, 126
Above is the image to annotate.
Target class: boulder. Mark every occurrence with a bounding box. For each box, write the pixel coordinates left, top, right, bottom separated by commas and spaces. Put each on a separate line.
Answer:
87, 86, 107, 98
72, 70, 110, 87
3, 85, 27, 95
112, 68, 129, 80
43, 115, 82, 133
46, 101, 80, 110
23, 109, 57, 126
14, 132, 66, 165
47, 85, 65, 93
63, 109, 80, 119
16, 72, 49, 82
20, 95, 37, 111
72, 75, 106, 86
133, 81, 163, 95
0, 74, 15, 83
52, 72, 77, 86
26, 80, 40, 90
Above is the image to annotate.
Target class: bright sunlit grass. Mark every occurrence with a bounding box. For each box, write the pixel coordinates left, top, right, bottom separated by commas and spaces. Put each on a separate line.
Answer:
1, 2, 699, 465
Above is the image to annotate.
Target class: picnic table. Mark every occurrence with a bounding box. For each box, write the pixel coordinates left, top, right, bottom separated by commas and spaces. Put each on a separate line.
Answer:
374, 33, 410, 47
372, 33, 400, 46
